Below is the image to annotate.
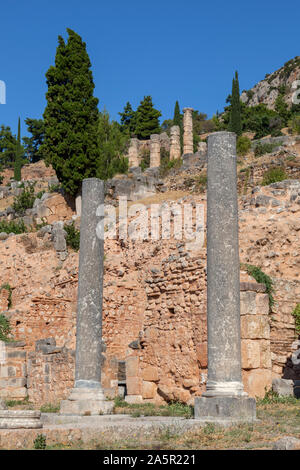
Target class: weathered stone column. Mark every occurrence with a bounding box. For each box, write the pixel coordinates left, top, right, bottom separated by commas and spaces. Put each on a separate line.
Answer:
183, 107, 194, 155
150, 134, 161, 168
60, 178, 114, 415
170, 125, 181, 161
194, 132, 256, 423
128, 138, 140, 168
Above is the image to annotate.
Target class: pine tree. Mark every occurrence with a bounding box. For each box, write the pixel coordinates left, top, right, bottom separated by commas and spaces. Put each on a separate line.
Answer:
23, 118, 45, 163
134, 96, 161, 139
41, 29, 100, 196
0, 125, 17, 167
119, 102, 136, 134
229, 71, 242, 136
97, 110, 129, 180
14, 118, 22, 181
173, 101, 181, 127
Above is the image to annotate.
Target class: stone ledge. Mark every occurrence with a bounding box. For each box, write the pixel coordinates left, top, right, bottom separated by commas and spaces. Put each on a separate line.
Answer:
240, 282, 266, 293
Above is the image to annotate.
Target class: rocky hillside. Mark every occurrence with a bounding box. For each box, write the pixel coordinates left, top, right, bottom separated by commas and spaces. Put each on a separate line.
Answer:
240, 56, 300, 109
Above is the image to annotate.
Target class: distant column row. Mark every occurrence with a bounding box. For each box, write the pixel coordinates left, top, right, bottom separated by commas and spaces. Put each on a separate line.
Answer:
128, 107, 194, 169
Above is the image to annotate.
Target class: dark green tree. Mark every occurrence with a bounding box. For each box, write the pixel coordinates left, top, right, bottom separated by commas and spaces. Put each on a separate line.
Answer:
14, 117, 23, 181
119, 102, 136, 134
134, 96, 161, 139
0, 125, 17, 167
23, 118, 45, 163
229, 71, 242, 136
173, 100, 181, 127
274, 93, 290, 126
97, 110, 129, 180
41, 29, 100, 196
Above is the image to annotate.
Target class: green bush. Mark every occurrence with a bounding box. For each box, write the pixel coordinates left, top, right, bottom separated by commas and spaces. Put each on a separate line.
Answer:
0, 283, 12, 308
40, 403, 60, 413
196, 174, 207, 192
36, 190, 45, 199
261, 167, 287, 186
254, 141, 282, 157
49, 183, 61, 193
64, 222, 80, 251
0, 314, 11, 342
292, 304, 300, 335
288, 115, 300, 135
237, 136, 251, 156
34, 434, 47, 450
242, 263, 274, 311
257, 388, 298, 405
12, 184, 36, 215
0, 219, 27, 234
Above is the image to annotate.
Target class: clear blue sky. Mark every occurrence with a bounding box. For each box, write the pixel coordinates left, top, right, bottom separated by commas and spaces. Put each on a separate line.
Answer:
1, 0, 299, 137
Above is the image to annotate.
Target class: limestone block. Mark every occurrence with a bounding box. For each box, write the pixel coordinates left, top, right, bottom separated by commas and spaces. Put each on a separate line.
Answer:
142, 365, 159, 382
125, 395, 143, 404
0, 387, 27, 399
240, 291, 257, 315
272, 378, 294, 396
259, 340, 272, 369
241, 315, 270, 339
241, 339, 260, 369
125, 356, 139, 378
242, 369, 272, 398
142, 381, 157, 399
0, 410, 42, 429
196, 343, 207, 367
126, 377, 142, 395
255, 293, 269, 315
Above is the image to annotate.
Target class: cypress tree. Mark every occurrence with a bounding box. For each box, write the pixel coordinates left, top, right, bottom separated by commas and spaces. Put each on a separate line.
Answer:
229, 71, 242, 136
173, 101, 181, 127
173, 100, 183, 152
41, 29, 100, 196
14, 117, 22, 181
134, 96, 161, 139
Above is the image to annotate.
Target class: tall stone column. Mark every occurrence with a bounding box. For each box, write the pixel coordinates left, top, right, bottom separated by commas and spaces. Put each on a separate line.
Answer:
128, 138, 140, 168
183, 107, 194, 155
60, 178, 114, 415
150, 134, 161, 168
194, 132, 256, 423
170, 125, 181, 161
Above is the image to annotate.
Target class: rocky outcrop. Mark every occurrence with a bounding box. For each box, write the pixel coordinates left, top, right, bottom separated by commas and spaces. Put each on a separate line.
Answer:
240, 56, 300, 109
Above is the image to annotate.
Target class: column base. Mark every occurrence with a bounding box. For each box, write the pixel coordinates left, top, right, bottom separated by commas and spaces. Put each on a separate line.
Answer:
194, 396, 256, 424
202, 380, 248, 397
0, 410, 42, 429
60, 387, 114, 416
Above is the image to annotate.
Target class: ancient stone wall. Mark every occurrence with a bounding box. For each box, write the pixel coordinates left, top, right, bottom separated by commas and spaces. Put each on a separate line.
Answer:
270, 278, 300, 379
27, 347, 75, 405
124, 255, 272, 403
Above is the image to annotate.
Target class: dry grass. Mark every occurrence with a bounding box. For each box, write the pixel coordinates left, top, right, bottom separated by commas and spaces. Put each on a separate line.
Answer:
25, 401, 300, 450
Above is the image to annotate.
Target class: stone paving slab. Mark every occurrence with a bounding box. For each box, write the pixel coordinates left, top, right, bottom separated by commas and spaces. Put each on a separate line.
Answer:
0, 413, 234, 449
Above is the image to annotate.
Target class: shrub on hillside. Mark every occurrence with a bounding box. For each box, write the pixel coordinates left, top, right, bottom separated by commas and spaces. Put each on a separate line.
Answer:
64, 222, 80, 251
12, 184, 35, 215
237, 136, 251, 156
0, 219, 27, 234
261, 167, 287, 186
289, 116, 300, 135
0, 314, 11, 342
254, 141, 282, 157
